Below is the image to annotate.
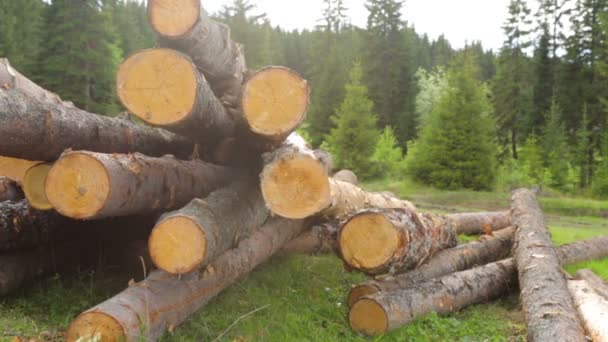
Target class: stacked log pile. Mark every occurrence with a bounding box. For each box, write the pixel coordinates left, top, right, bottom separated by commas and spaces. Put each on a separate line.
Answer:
1, 1, 607, 341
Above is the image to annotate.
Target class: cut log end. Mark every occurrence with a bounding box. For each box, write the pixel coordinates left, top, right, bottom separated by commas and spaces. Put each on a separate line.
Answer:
23, 163, 53, 210
242, 67, 309, 138
339, 213, 401, 271
149, 215, 207, 275
349, 298, 388, 336
45, 153, 110, 219
117, 48, 198, 126
0, 156, 41, 183
348, 284, 380, 308
67, 311, 126, 342
148, 0, 201, 38
261, 154, 330, 219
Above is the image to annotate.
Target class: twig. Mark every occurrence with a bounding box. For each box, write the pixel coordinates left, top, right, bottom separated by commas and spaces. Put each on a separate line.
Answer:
212, 304, 271, 342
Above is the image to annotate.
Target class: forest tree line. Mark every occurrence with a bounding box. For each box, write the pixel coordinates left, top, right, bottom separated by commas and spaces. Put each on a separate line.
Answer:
1, 0, 607, 198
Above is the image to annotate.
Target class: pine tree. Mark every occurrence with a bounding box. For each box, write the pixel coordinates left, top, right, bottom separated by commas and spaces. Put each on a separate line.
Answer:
592, 128, 608, 198
415, 68, 448, 128
325, 62, 381, 179
406, 53, 497, 190
575, 106, 592, 188
371, 126, 405, 178
0, 0, 45, 75
532, 22, 554, 132
219, 0, 267, 68
518, 134, 545, 183
111, 0, 155, 57
541, 99, 571, 188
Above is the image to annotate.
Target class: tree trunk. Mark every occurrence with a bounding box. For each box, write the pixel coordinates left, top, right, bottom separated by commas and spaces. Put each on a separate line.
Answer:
45, 151, 241, 220
449, 211, 512, 235
333, 170, 358, 185
0, 177, 23, 202
339, 208, 458, 275
349, 236, 608, 336
0, 156, 40, 183
149, 179, 269, 275
279, 223, 338, 255
568, 280, 608, 342
67, 217, 309, 342
576, 269, 608, 301
22, 163, 53, 210
347, 226, 515, 307
147, 0, 246, 100
511, 189, 585, 342
260, 135, 415, 219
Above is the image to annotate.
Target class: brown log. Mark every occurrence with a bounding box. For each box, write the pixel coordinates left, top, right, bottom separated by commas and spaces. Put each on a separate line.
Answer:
45, 151, 240, 220
0, 176, 23, 202
148, 179, 269, 274
66, 217, 309, 342
147, 0, 246, 99
22, 163, 53, 210
568, 280, 608, 341
333, 170, 358, 185
347, 226, 515, 307
511, 189, 585, 341
279, 223, 338, 255
338, 208, 458, 275
349, 235, 608, 336
0, 60, 194, 161
576, 269, 608, 301
0, 156, 40, 183
260, 135, 415, 219
450, 210, 511, 235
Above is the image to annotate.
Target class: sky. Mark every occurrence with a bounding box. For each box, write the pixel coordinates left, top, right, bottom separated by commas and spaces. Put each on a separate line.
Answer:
204, 0, 514, 51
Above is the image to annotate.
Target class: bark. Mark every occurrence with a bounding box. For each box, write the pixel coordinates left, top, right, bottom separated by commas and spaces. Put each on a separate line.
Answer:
449, 210, 512, 235
576, 269, 608, 301
333, 170, 358, 185
568, 280, 608, 342
45, 151, 241, 220
339, 208, 458, 275
67, 217, 309, 342
349, 236, 608, 336
347, 226, 515, 307
0, 177, 23, 202
279, 223, 338, 255
511, 189, 585, 342
149, 179, 269, 274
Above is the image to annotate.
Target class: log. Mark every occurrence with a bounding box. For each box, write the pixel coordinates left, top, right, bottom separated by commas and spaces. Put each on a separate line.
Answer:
338, 208, 458, 275
147, 0, 246, 99
0, 177, 23, 202
67, 217, 309, 342
449, 210, 512, 235
279, 223, 338, 255
148, 179, 269, 275
568, 280, 608, 342
333, 170, 358, 185
347, 226, 515, 307
45, 151, 241, 220
576, 269, 608, 301
511, 189, 585, 341
22, 163, 53, 210
0, 156, 40, 183
0, 60, 194, 161
260, 135, 415, 219
349, 235, 608, 336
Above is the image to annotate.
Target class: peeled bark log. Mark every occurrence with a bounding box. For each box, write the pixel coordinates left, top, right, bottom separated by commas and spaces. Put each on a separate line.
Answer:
576, 269, 608, 301
333, 170, 358, 185
147, 0, 246, 99
450, 211, 511, 235
260, 135, 415, 219
568, 280, 608, 342
45, 151, 240, 220
348, 226, 515, 307
22, 163, 53, 210
0, 177, 22, 202
349, 236, 608, 336
511, 189, 585, 342
67, 217, 309, 342
0, 156, 40, 183
149, 179, 269, 274
279, 223, 338, 255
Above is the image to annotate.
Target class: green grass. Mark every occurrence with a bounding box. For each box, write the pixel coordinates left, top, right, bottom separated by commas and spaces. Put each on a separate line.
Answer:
1, 178, 607, 341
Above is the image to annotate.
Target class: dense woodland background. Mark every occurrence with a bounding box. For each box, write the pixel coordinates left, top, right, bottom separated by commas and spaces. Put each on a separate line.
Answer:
1, 0, 607, 198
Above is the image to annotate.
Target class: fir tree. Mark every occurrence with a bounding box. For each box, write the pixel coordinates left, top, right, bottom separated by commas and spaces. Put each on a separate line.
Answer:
575, 106, 592, 188
0, 0, 45, 75
371, 126, 405, 178
532, 23, 554, 131
541, 99, 571, 188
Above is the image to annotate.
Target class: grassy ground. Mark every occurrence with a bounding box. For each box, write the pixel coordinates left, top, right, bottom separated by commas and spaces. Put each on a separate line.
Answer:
1, 179, 607, 341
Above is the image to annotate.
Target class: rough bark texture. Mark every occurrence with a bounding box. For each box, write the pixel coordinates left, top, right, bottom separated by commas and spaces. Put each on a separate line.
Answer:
46, 151, 241, 220
0, 176, 23, 202
339, 208, 458, 275
348, 226, 515, 307
349, 236, 608, 336
511, 189, 585, 342
568, 280, 608, 342
149, 1, 246, 100
279, 223, 338, 255
0, 200, 66, 252
576, 269, 608, 301
333, 170, 358, 185
67, 217, 309, 342
0, 59, 194, 161
449, 211, 512, 235
149, 179, 269, 274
